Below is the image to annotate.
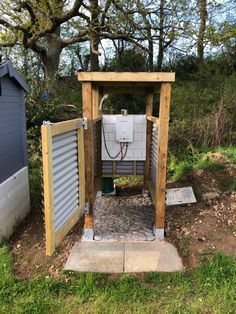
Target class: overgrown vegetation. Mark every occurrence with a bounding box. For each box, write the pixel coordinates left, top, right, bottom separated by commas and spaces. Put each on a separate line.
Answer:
0, 244, 235, 313
168, 146, 236, 181
169, 71, 236, 157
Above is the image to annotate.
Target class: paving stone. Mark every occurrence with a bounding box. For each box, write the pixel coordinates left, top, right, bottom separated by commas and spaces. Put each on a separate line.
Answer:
124, 242, 184, 272
65, 242, 124, 273
94, 234, 102, 241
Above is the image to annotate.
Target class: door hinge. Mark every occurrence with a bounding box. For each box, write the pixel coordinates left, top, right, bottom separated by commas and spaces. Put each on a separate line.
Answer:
76, 118, 88, 129
42, 120, 53, 125
82, 202, 89, 214
78, 202, 89, 220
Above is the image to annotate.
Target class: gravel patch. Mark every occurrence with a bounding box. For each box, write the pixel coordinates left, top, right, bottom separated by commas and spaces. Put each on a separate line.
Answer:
94, 194, 155, 241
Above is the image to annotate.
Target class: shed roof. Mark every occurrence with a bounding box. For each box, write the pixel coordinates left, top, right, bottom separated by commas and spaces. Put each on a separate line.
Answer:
0, 60, 29, 92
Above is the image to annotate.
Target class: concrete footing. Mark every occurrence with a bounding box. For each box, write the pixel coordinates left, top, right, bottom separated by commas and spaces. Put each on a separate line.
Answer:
82, 228, 94, 241
155, 228, 165, 239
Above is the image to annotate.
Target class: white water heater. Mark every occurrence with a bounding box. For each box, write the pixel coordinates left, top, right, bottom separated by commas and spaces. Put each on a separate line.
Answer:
116, 115, 134, 143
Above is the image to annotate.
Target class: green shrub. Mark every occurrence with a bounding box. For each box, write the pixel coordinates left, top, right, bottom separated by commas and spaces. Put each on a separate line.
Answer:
168, 147, 235, 181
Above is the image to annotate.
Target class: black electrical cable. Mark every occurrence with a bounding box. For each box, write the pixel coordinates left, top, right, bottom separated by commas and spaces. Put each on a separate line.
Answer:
121, 143, 128, 160
102, 120, 124, 159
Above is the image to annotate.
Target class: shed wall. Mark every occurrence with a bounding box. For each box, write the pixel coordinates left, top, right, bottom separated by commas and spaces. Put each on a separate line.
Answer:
0, 76, 28, 183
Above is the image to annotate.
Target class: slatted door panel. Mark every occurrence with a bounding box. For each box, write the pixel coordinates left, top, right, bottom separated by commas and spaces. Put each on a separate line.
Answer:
41, 118, 85, 256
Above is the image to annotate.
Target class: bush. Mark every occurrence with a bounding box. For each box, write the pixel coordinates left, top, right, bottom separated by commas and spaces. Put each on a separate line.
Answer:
169, 71, 236, 157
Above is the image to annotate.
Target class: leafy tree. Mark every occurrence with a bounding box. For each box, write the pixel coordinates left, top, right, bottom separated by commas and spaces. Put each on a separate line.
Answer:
0, 0, 88, 88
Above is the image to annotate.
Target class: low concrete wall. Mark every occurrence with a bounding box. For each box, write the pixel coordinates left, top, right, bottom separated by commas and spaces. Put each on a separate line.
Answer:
0, 167, 30, 242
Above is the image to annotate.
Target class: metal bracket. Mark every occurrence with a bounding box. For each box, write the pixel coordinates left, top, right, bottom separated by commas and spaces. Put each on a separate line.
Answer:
42, 120, 53, 125
76, 118, 88, 130
142, 189, 150, 197
80, 202, 89, 216
84, 202, 89, 213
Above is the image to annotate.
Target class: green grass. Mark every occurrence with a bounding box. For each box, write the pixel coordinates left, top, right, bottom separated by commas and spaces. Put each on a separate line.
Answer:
0, 245, 235, 313
114, 176, 143, 184
214, 146, 236, 164
168, 146, 236, 181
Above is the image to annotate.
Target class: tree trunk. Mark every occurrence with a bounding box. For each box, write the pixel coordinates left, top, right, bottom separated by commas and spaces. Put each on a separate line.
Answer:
197, 0, 207, 63
90, 0, 100, 71
148, 37, 154, 71
157, 0, 165, 70
39, 27, 62, 90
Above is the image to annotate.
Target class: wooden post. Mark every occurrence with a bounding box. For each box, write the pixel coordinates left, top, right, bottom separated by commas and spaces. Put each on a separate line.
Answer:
95, 91, 102, 190
144, 91, 153, 187
41, 125, 55, 256
155, 83, 171, 238
82, 82, 94, 234
92, 85, 100, 119
77, 125, 85, 210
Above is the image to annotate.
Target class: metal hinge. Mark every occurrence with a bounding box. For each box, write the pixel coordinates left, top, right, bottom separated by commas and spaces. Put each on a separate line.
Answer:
82, 202, 89, 214
42, 120, 53, 125
76, 118, 88, 130
78, 202, 89, 220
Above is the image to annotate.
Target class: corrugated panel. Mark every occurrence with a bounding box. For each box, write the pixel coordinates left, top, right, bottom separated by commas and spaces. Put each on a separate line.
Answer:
52, 130, 79, 231
93, 122, 97, 178
150, 124, 159, 186
102, 161, 113, 174
116, 161, 133, 174
136, 161, 144, 175
102, 161, 144, 176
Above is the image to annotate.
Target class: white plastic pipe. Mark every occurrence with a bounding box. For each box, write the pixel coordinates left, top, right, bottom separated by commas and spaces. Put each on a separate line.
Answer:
99, 94, 109, 112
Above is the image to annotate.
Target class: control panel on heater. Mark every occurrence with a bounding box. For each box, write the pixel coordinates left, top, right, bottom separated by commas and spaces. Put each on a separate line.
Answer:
116, 115, 134, 143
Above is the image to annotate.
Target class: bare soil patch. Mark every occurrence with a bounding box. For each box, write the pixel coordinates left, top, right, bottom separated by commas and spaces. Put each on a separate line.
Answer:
9, 205, 84, 279
166, 159, 236, 268
9, 158, 235, 278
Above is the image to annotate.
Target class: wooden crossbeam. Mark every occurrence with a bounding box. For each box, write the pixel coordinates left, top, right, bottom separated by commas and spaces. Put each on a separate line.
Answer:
78, 72, 175, 83
147, 116, 160, 125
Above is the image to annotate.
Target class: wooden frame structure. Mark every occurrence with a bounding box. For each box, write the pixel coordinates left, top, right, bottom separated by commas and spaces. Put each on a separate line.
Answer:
78, 72, 175, 239
41, 118, 85, 255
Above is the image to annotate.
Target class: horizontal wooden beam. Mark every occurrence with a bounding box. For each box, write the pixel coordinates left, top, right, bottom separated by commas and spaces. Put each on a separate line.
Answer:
78, 72, 175, 83
51, 118, 83, 136
102, 85, 159, 94
102, 174, 144, 178
147, 116, 160, 125
92, 116, 102, 124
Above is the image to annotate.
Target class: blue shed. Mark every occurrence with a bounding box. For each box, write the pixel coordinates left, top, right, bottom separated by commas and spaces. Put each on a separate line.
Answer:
0, 60, 30, 241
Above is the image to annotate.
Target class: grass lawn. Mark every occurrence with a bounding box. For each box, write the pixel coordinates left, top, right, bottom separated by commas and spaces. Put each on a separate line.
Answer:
0, 245, 235, 314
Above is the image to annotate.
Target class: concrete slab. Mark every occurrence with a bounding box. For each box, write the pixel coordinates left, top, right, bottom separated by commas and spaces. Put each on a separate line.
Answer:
124, 241, 183, 272
65, 242, 124, 273
65, 240, 183, 273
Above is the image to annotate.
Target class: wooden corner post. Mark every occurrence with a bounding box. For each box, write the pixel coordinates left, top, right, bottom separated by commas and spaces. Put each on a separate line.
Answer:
96, 91, 102, 189
155, 83, 171, 239
82, 82, 94, 240
144, 91, 153, 187
41, 124, 55, 256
